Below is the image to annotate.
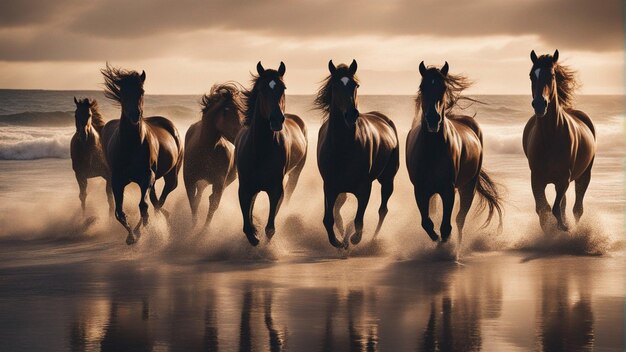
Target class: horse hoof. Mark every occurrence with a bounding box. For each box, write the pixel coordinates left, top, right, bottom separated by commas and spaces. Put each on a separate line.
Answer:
350, 232, 363, 245
246, 234, 260, 246
428, 233, 440, 242
265, 227, 276, 240
329, 237, 343, 249
126, 234, 136, 245
558, 223, 570, 232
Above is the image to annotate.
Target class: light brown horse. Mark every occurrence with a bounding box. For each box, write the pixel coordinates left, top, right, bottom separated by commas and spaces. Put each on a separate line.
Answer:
70, 97, 113, 216
406, 62, 502, 251
523, 50, 596, 232
235, 62, 308, 246
315, 60, 399, 249
100, 65, 184, 245
184, 83, 244, 232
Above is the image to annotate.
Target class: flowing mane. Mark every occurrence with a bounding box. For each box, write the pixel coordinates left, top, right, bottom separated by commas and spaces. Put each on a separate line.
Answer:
415, 68, 477, 115
313, 64, 360, 118
200, 82, 245, 118
101, 63, 144, 105
533, 54, 579, 109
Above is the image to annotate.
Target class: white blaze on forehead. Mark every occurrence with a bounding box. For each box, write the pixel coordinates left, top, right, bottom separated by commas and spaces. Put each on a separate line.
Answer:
534, 68, 541, 79
340, 77, 350, 86
269, 80, 276, 89
431, 79, 435, 84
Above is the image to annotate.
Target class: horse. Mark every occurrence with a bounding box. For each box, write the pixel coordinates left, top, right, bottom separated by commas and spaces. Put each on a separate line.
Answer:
406, 61, 502, 251
315, 60, 399, 249
523, 50, 596, 232
235, 62, 308, 246
100, 64, 184, 245
184, 83, 244, 232
70, 97, 113, 216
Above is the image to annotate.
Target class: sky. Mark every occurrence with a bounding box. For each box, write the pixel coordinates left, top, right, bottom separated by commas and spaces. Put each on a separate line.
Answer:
0, 0, 623, 95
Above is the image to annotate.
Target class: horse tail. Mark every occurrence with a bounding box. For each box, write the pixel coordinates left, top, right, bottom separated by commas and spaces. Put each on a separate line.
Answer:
476, 168, 504, 233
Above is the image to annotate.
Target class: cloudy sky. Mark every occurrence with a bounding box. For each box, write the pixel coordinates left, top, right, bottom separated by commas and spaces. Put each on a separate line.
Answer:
0, 0, 622, 94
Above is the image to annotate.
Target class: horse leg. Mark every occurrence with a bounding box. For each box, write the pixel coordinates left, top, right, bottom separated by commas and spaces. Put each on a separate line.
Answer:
323, 189, 343, 248
284, 157, 305, 204
239, 188, 259, 246
333, 193, 348, 236
440, 187, 455, 243
131, 177, 152, 244
155, 169, 179, 218
350, 184, 372, 245
203, 180, 225, 232
416, 190, 438, 241
552, 181, 570, 232
456, 182, 476, 255
184, 175, 201, 225
105, 178, 114, 218
76, 175, 87, 216
574, 160, 593, 223
531, 174, 551, 233
265, 186, 285, 241
373, 177, 394, 239
111, 175, 133, 243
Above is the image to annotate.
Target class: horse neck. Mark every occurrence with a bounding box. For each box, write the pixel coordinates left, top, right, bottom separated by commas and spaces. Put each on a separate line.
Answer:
250, 109, 274, 150
328, 105, 355, 143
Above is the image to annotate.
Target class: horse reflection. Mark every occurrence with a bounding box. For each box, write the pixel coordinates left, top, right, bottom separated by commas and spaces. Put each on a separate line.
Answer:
100, 298, 153, 352
419, 296, 481, 352
539, 268, 594, 351
239, 287, 287, 352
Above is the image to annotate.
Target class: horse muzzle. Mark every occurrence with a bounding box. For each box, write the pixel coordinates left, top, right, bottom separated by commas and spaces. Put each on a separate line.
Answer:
532, 98, 547, 118
424, 114, 441, 133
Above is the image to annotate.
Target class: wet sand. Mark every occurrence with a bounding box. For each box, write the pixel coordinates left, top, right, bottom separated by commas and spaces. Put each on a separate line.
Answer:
0, 239, 623, 352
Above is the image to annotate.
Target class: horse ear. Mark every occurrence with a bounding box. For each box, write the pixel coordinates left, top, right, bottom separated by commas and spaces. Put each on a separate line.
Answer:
140, 70, 146, 83
530, 50, 538, 63
328, 60, 337, 75
419, 61, 426, 76
552, 49, 559, 63
349, 59, 358, 75
74, 96, 79, 105
256, 61, 265, 76
278, 61, 286, 77
441, 61, 449, 77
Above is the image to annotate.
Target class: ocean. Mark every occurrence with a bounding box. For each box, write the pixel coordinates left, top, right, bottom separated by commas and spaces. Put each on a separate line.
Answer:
0, 90, 623, 351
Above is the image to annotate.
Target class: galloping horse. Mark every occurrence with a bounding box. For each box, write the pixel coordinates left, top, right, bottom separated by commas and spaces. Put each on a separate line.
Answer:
70, 97, 113, 216
406, 62, 502, 248
100, 65, 184, 245
315, 60, 399, 249
523, 50, 595, 232
235, 62, 308, 246
184, 83, 244, 232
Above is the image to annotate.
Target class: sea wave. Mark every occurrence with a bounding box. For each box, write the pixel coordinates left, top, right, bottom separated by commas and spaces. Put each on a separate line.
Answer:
0, 127, 72, 160
0, 110, 74, 127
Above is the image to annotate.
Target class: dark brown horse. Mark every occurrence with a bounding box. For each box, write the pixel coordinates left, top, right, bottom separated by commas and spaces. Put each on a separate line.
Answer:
523, 50, 596, 232
235, 62, 308, 246
184, 83, 244, 232
406, 62, 502, 251
100, 65, 184, 245
70, 97, 113, 216
315, 60, 399, 249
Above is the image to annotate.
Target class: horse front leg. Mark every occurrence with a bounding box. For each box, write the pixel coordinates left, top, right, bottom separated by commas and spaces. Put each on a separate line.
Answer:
350, 183, 372, 246
203, 179, 225, 233
130, 173, 154, 245
76, 174, 88, 216
323, 187, 344, 249
439, 186, 455, 243
553, 180, 570, 232
239, 187, 259, 246
531, 174, 551, 233
265, 185, 284, 241
416, 189, 439, 242
112, 175, 132, 242
105, 178, 114, 218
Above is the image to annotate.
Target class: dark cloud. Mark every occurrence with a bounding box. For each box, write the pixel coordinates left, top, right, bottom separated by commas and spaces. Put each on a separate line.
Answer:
0, 0, 621, 63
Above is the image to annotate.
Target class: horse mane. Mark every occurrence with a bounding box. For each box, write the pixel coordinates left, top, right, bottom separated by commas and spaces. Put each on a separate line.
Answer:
535, 54, 579, 108
415, 68, 478, 115
313, 64, 360, 118
200, 82, 245, 119
242, 74, 262, 126
101, 63, 144, 105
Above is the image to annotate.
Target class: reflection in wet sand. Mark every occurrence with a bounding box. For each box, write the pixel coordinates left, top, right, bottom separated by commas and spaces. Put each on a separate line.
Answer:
0, 255, 622, 351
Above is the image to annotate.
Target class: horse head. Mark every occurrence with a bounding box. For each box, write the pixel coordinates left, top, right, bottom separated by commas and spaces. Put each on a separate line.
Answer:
418, 61, 449, 133
327, 59, 360, 127
529, 49, 559, 118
